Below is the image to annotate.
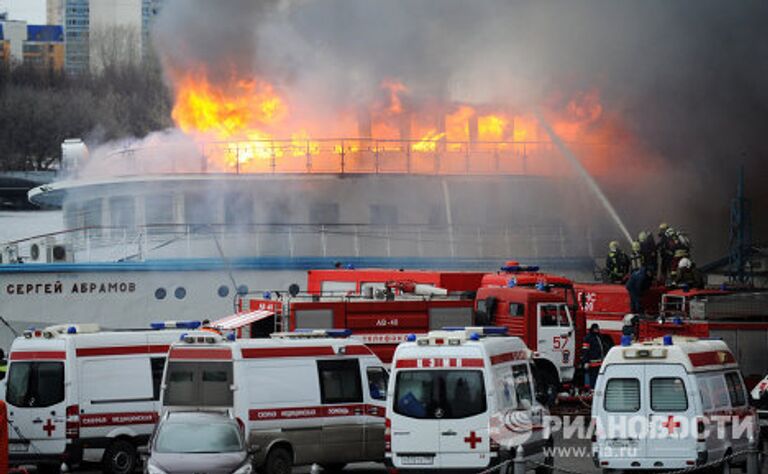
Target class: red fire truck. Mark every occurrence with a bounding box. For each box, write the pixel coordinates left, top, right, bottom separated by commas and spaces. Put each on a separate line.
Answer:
239, 263, 585, 398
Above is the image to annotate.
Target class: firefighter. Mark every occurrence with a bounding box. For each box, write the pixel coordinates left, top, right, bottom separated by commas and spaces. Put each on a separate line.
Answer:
605, 240, 630, 283
621, 313, 639, 341
0, 349, 6, 380
629, 240, 643, 271
674, 258, 704, 289
658, 222, 673, 279
638, 230, 657, 277
626, 257, 651, 314
582, 323, 609, 390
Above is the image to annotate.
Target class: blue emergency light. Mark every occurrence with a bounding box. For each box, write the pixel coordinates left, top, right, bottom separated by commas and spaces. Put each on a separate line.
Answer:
535, 282, 547, 291
263, 291, 272, 299
67, 326, 77, 334
406, 333, 417, 342
663, 335, 674, 346
226, 332, 236, 341
151, 320, 202, 330
469, 332, 481, 341
621, 335, 632, 346
673, 317, 683, 325
507, 277, 517, 288
500, 264, 540, 273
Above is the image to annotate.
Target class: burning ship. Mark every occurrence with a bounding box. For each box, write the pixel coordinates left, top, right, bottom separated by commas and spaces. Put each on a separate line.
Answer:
0, 69, 629, 345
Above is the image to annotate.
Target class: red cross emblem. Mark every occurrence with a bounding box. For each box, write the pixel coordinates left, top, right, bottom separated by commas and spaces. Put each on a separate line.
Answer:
662, 415, 680, 435
464, 431, 482, 449
43, 419, 56, 437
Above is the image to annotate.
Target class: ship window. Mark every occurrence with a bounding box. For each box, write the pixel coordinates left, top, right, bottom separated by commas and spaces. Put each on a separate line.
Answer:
309, 203, 339, 224
218, 285, 230, 298
109, 196, 135, 235
237, 285, 249, 296
155, 288, 167, 300
224, 193, 254, 228
145, 194, 174, 234
370, 204, 398, 225
82, 198, 102, 234
175, 287, 187, 300
185, 193, 212, 227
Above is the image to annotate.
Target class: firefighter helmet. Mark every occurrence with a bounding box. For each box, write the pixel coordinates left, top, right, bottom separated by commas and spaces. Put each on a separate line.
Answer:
665, 227, 676, 238
609, 240, 620, 252
659, 222, 669, 232
631, 241, 641, 252
638, 231, 647, 242
678, 257, 692, 270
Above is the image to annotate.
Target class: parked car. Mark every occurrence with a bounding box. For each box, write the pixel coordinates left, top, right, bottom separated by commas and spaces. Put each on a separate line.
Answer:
143, 411, 252, 474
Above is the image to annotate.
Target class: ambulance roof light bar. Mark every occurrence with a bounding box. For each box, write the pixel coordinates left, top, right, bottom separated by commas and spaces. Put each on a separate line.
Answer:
151, 320, 201, 330
271, 329, 352, 339
442, 326, 508, 336
181, 333, 222, 344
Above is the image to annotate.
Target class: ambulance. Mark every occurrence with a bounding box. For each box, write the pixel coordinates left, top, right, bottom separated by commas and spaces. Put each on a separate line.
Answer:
3, 321, 198, 474
386, 327, 553, 472
160, 329, 389, 474
592, 336, 758, 472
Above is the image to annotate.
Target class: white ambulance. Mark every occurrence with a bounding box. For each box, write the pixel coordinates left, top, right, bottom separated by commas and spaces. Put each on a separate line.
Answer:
159, 329, 389, 474
3, 321, 197, 474
386, 327, 553, 472
592, 336, 758, 472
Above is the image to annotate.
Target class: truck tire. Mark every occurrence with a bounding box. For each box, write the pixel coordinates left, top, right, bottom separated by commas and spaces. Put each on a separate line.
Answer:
265, 446, 293, 474
102, 439, 138, 474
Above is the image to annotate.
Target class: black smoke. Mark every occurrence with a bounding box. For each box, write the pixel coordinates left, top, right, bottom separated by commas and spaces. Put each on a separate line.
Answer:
153, 0, 768, 261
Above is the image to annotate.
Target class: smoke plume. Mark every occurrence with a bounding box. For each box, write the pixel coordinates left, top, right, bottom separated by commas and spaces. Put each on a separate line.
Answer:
150, 0, 768, 261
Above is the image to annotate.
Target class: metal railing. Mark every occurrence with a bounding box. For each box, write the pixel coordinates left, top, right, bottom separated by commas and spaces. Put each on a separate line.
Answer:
1, 222, 604, 264
97, 138, 562, 177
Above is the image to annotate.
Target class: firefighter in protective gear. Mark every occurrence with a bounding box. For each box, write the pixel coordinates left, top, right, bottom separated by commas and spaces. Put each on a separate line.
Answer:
627, 238, 652, 314
658, 223, 673, 279
674, 257, 704, 289
582, 324, 610, 389
605, 240, 630, 283
638, 230, 658, 277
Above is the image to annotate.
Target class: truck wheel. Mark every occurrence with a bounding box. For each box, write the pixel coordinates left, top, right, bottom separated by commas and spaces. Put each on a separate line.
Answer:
265, 446, 293, 474
320, 463, 347, 472
102, 439, 138, 474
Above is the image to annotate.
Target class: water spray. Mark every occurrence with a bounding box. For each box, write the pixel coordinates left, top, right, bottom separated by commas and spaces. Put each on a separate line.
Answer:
536, 112, 633, 246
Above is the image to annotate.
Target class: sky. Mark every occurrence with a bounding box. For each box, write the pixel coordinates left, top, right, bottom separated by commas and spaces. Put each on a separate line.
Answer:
1, 0, 46, 23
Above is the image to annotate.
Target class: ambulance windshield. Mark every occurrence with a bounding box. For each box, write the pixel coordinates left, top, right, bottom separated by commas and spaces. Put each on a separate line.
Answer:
6, 361, 65, 408
394, 370, 486, 419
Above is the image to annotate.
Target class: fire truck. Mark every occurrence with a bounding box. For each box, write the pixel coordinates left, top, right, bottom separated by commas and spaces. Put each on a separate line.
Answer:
238, 262, 584, 399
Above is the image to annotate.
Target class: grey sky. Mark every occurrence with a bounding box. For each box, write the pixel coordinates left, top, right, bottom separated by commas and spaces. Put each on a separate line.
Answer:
1, 0, 46, 23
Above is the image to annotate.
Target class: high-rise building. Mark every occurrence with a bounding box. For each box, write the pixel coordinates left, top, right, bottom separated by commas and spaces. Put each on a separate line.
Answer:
47, 0, 64, 25
64, 0, 162, 74
0, 19, 26, 64
64, 0, 89, 74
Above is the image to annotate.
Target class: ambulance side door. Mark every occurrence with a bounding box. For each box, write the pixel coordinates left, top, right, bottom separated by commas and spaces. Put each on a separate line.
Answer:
317, 358, 365, 462
361, 361, 389, 460
645, 364, 697, 460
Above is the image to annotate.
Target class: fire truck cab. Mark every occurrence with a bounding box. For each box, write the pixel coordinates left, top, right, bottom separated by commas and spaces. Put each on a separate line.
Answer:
475, 285, 576, 395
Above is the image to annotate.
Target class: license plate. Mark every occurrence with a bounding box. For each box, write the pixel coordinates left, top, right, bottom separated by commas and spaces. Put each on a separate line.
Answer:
607, 439, 638, 448
9, 443, 29, 453
400, 455, 435, 465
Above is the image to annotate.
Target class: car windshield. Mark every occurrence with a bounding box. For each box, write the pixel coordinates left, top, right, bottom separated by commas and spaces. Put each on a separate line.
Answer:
6, 361, 65, 408
154, 421, 242, 453
394, 370, 486, 419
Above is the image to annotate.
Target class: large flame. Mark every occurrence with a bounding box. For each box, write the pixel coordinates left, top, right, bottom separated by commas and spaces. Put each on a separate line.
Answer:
169, 68, 655, 177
